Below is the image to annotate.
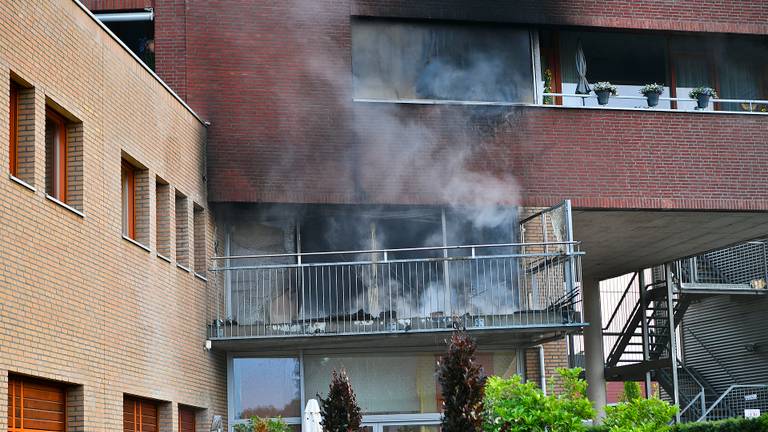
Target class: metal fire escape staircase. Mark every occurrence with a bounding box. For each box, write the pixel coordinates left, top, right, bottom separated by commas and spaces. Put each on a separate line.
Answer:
603, 243, 768, 422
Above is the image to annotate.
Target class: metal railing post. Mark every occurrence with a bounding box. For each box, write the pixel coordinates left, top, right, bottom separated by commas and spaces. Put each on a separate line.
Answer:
665, 263, 682, 423
639, 270, 652, 397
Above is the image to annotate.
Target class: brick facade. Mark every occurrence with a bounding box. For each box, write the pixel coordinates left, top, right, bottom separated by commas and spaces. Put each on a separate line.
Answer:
135, 0, 768, 210
525, 339, 571, 395
0, 2, 225, 432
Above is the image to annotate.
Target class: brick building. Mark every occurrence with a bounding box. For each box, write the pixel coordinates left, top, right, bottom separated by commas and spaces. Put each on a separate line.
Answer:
3, 0, 768, 431
0, 1, 224, 432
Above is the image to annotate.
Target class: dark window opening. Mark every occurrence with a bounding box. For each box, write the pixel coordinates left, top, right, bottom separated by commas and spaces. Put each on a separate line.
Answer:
352, 18, 534, 103
102, 17, 155, 70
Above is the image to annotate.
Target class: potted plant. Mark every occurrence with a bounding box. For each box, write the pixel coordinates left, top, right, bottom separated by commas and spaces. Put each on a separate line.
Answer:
689, 87, 717, 109
640, 83, 664, 107
593, 82, 618, 105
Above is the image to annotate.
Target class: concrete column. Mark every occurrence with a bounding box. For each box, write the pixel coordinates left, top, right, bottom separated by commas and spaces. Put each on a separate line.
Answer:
582, 277, 607, 420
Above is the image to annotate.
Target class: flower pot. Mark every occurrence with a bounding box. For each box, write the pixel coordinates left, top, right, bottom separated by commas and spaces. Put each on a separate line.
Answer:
646, 93, 660, 107
696, 94, 711, 109
596, 90, 611, 105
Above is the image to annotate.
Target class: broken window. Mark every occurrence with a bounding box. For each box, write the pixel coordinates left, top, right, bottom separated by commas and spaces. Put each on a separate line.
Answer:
352, 18, 535, 103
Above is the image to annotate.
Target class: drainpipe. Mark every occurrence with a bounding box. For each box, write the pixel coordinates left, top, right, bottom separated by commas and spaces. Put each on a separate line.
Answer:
536, 344, 547, 395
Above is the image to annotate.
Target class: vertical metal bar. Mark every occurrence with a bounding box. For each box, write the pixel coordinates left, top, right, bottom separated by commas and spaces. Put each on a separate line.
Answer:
442, 209, 451, 312
666, 263, 682, 422
639, 270, 652, 397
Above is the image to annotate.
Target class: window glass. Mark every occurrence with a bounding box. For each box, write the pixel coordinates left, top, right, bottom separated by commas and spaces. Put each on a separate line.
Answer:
353, 19, 534, 103
121, 162, 135, 238
45, 110, 66, 201
304, 352, 516, 415
232, 358, 301, 419
559, 31, 671, 108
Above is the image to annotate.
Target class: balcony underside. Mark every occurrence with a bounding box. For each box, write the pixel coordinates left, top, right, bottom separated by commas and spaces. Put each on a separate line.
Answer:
575, 210, 768, 280
210, 321, 585, 352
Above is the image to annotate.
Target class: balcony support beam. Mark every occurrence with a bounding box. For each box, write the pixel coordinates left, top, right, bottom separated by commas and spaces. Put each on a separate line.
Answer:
583, 277, 607, 421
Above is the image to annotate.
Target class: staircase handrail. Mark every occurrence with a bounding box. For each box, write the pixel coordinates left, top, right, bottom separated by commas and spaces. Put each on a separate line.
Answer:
680, 389, 705, 418
603, 272, 638, 332
697, 384, 768, 422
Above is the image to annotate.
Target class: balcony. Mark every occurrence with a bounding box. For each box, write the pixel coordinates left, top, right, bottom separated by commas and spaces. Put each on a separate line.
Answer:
207, 202, 585, 348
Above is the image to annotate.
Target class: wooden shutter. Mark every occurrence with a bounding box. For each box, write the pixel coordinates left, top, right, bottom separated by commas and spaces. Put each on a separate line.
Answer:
7, 375, 66, 432
178, 405, 196, 432
123, 397, 158, 432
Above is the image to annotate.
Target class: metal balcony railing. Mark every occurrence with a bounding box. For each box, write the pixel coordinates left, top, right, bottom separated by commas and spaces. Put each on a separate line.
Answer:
208, 241, 584, 339
676, 241, 768, 290
541, 93, 768, 114
698, 385, 768, 422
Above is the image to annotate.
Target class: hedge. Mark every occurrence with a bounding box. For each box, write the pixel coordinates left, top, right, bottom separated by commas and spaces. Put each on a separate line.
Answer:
586, 414, 768, 432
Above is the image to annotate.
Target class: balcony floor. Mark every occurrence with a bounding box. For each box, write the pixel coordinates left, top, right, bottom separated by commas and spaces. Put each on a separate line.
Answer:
210, 321, 585, 352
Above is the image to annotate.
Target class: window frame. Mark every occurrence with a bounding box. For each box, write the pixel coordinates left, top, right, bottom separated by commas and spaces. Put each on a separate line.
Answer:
45, 107, 68, 202
9, 81, 19, 177
123, 396, 159, 432
178, 405, 197, 432
8, 375, 67, 432
121, 160, 137, 239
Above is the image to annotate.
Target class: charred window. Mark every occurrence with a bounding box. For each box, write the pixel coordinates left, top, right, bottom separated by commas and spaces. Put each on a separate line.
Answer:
352, 18, 535, 103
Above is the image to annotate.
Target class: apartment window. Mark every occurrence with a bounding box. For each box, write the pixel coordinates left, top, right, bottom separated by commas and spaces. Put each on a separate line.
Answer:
9, 81, 18, 176
45, 104, 83, 210
45, 108, 67, 201
352, 18, 534, 103
193, 203, 206, 275
123, 396, 158, 432
155, 177, 171, 258
178, 405, 196, 432
120, 157, 149, 244
8, 78, 35, 185
122, 161, 136, 238
175, 191, 189, 268
8, 375, 66, 432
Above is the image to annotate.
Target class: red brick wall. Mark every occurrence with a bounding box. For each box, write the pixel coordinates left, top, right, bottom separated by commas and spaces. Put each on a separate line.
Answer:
352, 1, 768, 35
81, 0, 154, 11
124, 0, 768, 210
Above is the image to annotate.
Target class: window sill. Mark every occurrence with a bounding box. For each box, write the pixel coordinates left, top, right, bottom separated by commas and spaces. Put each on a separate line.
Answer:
194, 272, 208, 282
353, 98, 768, 116
45, 194, 84, 218
157, 253, 171, 263
122, 235, 151, 252
177, 263, 192, 273
9, 174, 36, 192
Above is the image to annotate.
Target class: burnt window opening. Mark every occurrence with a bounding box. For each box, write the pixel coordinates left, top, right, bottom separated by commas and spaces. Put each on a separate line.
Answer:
352, 18, 535, 103
97, 11, 155, 70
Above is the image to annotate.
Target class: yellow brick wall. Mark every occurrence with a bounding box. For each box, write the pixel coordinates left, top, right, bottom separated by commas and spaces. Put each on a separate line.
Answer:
0, 1, 226, 432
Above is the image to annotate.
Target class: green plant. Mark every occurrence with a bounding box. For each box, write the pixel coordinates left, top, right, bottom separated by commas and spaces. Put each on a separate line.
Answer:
593, 82, 618, 95
318, 369, 363, 432
483, 368, 595, 432
619, 381, 642, 402
438, 331, 486, 432
233, 416, 291, 432
603, 396, 678, 432
689, 87, 717, 98
543, 68, 554, 105
640, 83, 664, 95
672, 414, 768, 431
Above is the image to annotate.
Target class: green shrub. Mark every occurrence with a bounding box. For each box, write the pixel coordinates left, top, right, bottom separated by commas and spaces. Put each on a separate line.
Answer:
604, 396, 678, 432
232, 416, 291, 432
483, 368, 595, 432
619, 382, 642, 402
672, 414, 768, 432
